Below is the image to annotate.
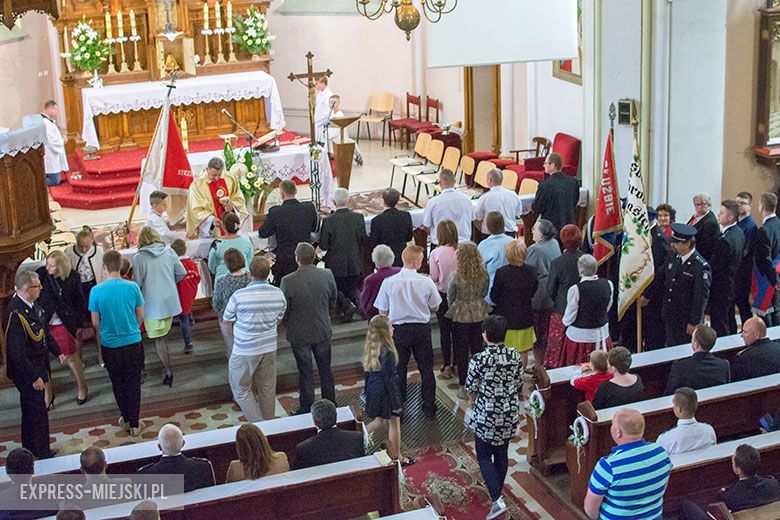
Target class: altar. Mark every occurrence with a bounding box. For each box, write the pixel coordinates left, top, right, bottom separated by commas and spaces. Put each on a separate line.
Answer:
81, 70, 285, 150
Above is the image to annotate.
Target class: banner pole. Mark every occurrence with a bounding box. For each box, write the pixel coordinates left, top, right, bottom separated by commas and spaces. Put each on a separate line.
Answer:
636, 300, 643, 353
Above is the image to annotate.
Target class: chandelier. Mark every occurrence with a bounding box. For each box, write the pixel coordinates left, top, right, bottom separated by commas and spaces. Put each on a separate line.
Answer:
356, 0, 457, 41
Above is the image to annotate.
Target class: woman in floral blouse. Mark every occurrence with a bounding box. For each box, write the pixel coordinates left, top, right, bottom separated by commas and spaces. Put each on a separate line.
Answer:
465, 315, 523, 520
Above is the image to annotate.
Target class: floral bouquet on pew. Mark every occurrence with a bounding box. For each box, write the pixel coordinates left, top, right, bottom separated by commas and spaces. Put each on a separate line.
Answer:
61, 17, 114, 87
232, 6, 276, 56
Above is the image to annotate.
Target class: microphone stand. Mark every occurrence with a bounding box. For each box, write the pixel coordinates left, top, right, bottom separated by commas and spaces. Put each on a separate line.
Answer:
222, 109, 257, 154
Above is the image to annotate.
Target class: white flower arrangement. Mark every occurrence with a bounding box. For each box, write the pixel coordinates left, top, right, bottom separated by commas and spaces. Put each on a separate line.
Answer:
60, 17, 113, 72
231, 6, 275, 55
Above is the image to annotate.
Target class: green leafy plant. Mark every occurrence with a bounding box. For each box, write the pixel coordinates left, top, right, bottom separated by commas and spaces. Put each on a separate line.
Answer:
232, 6, 276, 55
61, 17, 113, 72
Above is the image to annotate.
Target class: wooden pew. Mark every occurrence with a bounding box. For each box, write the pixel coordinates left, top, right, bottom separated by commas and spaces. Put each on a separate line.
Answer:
667, 430, 780, 514
68, 454, 400, 519
709, 500, 780, 520
565, 374, 780, 507
0, 407, 356, 487
526, 326, 780, 476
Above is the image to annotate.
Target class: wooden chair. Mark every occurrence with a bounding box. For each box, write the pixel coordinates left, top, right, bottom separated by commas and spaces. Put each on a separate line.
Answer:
517, 178, 539, 196
459, 155, 476, 186
356, 92, 395, 146
401, 139, 444, 199
389, 132, 431, 188
502, 168, 519, 193
474, 160, 494, 188
510, 136, 551, 163
402, 96, 441, 148
388, 93, 421, 147
416, 146, 461, 203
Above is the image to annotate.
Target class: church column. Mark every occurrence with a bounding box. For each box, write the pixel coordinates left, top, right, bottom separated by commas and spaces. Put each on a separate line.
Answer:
47, 20, 67, 127
499, 63, 514, 156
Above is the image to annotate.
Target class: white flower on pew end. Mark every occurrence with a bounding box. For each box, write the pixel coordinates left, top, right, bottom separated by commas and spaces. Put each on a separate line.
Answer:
570, 416, 590, 474
525, 388, 545, 440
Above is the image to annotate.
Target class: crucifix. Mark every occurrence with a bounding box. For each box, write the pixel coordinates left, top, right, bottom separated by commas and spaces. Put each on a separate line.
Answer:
288, 51, 333, 143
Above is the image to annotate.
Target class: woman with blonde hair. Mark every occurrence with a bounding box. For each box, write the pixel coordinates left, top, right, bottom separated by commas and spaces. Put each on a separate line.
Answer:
65, 226, 104, 323
225, 423, 289, 482
490, 240, 539, 371
361, 315, 412, 465
133, 226, 185, 386
447, 242, 491, 399
36, 251, 89, 406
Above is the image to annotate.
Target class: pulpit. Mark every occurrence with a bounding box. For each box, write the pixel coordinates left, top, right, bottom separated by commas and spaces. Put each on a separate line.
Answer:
329, 115, 359, 189
0, 126, 54, 379
55, 0, 274, 152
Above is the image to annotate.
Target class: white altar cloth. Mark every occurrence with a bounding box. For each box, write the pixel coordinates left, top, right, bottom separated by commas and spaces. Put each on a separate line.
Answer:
81, 70, 286, 149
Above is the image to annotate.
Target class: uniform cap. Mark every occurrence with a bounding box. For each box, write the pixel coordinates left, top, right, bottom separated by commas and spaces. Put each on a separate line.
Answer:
670, 222, 697, 242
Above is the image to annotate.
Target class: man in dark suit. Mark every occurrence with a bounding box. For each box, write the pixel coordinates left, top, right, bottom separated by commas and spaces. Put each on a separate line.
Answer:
665, 325, 730, 395
369, 188, 413, 268
138, 424, 215, 493
635, 206, 670, 351
709, 200, 745, 336
734, 191, 758, 331
662, 224, 712, 347
281, 243, 338, 414
292, 399, 365, 470
731, 317, 780, 381
530, 152, 579, 234
753, 192, 780, 325
258, 179, 319, 286
678, 444, 780, 519
686, 193, 720, 263
0, 448, 58, 520
320, 187, 367, 322
3, 270, 63, 460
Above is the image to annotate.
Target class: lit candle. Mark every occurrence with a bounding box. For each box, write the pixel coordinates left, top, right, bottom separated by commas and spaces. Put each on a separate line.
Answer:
116, 9, 124, 38
227, 1, 232, 28
130, 9, 137, 37
203, 2, 209, 30
215, 1, 222, 29
104, 10, 113, 39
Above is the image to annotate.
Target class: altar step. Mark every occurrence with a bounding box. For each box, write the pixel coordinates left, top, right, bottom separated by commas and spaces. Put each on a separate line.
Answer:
0, 318, 441, 437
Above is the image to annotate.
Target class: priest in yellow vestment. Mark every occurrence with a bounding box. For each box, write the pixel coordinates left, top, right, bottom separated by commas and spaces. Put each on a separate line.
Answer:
185, 157, 247, 238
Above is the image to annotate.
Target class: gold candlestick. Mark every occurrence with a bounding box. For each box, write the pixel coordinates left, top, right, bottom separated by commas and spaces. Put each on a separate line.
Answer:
216, 30, 226, 64
227, 35, 237, 62
118, 38, 130, 72
131, 38, 142, 72
105, 37, 118, 74
201, 30, 213, 65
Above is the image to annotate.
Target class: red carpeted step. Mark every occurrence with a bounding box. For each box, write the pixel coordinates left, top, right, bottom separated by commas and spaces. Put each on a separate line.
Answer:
48, 182, 136, 209
66, 173, 140, 194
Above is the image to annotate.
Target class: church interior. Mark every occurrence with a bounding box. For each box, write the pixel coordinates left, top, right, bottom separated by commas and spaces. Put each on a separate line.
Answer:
1, 0, 780, 518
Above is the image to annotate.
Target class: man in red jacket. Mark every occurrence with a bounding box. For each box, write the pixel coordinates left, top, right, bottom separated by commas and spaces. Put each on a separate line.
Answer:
171, 239, 201, 354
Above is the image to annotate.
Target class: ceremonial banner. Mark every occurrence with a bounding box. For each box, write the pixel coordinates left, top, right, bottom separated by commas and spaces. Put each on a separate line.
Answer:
618, 135, 654, 320
138, 90, 192, 222
751, 259, 780, 315
592, 130, 623, 264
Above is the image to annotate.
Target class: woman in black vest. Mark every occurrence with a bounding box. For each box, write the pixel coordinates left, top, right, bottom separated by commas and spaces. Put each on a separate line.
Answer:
555, 254, 613, 367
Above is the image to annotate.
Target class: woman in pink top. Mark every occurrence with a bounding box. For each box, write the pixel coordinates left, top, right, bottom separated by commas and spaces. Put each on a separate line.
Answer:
429, 220, 458, 379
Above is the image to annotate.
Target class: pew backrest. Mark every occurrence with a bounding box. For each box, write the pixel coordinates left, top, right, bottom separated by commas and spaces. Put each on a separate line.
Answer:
0, 407, 356, 486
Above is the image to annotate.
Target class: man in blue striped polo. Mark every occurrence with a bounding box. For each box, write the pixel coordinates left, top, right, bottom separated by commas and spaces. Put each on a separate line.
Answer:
584, 408, 673, 519
223, 255, 287, 422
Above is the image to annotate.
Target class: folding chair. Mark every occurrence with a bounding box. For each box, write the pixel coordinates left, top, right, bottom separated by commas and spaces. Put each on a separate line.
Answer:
389, 132, 432, 188
400, 139, 444, 199
417, 146, 462, 202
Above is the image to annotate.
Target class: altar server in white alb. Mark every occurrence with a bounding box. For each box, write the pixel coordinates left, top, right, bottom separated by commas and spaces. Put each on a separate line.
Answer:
41, 100, 69, 187
313, 76, 334, 145
327, 94, 363, 166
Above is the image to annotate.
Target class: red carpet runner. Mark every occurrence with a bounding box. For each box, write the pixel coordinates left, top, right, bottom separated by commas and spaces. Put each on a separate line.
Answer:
49, 131, 304, 210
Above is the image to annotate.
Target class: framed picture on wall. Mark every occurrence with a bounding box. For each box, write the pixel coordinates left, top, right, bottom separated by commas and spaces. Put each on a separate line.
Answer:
552, 0, 583, 85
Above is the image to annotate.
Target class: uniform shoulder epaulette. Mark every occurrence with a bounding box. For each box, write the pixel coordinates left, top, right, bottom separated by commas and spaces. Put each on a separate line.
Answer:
695, 255, 709, 267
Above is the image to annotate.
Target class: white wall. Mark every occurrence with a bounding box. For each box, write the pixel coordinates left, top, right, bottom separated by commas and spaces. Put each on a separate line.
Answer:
666, 0, 728, 214
425, 66, 463, 125
266, 9, 414, 136
0, 13, 58, 129
526, 62, 584, 154
600, 0, 641, 196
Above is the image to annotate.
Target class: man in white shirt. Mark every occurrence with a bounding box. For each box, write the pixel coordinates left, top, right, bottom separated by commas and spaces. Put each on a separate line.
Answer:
374, 245, 441, 419
656, 387, 716, 455
41, 100, 69, 187
474, 168, 522, 239
146, 191, 186, 244
422, 168, 474, 245
326, 94, 363, 165
314, 76, 334, 146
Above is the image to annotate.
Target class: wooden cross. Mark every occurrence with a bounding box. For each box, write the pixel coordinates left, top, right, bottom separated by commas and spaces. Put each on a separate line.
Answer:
288, 51, 332, 143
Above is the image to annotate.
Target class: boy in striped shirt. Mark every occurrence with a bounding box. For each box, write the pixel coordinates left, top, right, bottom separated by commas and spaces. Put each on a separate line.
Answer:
585, 408, 673, 519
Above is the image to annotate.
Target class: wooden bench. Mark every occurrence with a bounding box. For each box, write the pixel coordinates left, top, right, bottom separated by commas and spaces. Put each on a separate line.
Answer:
0, 407, 356, 487
667, 430, 780, 514
709, 499, 780, 520
526, 326, 780, 476
59, 453, 399, 519
565, 374, 780, 507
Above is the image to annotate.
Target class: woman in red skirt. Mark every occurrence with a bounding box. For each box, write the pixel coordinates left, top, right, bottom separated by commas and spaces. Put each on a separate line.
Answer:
544, 224, 584, 368
557, 254, 613, 366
